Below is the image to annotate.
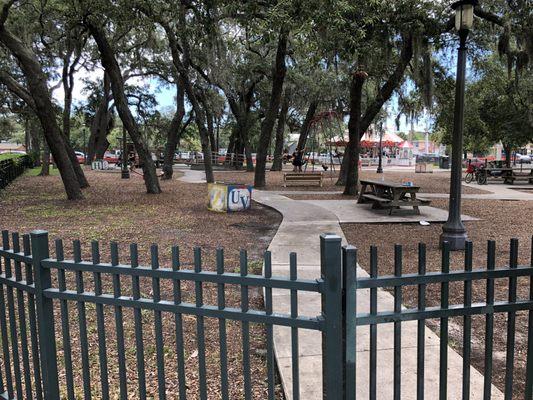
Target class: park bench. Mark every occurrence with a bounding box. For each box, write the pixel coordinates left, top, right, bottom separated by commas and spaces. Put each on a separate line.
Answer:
358, 179, 431, 215
283, 172, 323, 187
479, 167, 533, 184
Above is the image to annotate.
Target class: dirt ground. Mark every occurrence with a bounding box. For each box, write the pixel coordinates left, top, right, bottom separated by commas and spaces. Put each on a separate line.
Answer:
0, 169, 284, 399
214, 169, 491, 195
342, 198, 533, 397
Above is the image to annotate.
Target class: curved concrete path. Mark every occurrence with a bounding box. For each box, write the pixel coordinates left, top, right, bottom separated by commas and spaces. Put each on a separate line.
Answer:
179, 169, 503, 399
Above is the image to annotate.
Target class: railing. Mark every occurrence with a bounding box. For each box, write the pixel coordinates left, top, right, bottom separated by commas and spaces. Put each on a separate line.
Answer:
0, 230, 327, 400
0, 156, 32, 190
0, 230, 531, 399
349, 239, 533, 400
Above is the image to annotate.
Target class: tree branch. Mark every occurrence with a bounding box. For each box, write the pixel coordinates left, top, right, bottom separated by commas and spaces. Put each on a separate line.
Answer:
0, 70, 36, 110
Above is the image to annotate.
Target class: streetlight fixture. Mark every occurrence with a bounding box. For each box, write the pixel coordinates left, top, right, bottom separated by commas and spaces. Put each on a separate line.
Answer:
440, 0, 477, 250
377, 122, 384, 174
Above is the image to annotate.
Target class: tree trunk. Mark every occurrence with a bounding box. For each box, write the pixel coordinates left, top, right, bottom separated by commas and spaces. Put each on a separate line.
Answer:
40, 142, 50, 176
271, 89, 290, 171
337, 33, 414, 187
0, 23, 83, 199
504, 144, 512, 168
86, 20, 161, 194
87, 72, 112, 164
342, 72, 366, 195
296, 100, 319, 151
254, 28, 289, 188
162, 80, 186, 180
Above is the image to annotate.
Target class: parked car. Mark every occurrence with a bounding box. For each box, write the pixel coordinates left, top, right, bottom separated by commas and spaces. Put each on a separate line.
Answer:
515, 153, 532, 163
75, 151, 85, 164
103, 152, 120, 164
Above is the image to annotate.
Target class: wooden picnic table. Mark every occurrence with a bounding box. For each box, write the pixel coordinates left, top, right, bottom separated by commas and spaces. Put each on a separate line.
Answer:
357, 179, 430, 215
480, 167, 533, 184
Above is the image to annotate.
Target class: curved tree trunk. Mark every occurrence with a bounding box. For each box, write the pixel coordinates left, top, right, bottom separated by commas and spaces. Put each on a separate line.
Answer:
342, 72, 366, 195
87, 72, 112, 164
337, 33, 414, 190
296, 100, 319, 152
86, 20, 161, 194
271, 89, 290, 171
255, 28, 289, 187
0, 22, 83, 199
162, 80, 186, 180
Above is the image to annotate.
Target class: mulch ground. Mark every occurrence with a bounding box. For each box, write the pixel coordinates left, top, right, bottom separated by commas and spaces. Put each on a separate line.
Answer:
342, 198, 533, 397
214, 169, 491, 196
0, 168, 284, 399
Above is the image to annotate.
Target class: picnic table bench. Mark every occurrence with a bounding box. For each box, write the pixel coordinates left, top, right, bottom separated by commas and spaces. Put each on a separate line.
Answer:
283, 172, 323, 187
357, 179, 431, 215
479, 167, 533, 184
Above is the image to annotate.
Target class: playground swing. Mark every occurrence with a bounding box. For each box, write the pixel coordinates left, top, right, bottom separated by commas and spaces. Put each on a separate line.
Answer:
303, 111, 344, 180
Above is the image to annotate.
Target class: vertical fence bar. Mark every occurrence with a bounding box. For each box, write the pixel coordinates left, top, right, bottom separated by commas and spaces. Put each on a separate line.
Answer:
369, 246, 378, 400
483, 240, 496, 400
3, 231, 23, 400
194, 248, 208, 400
23, 234, 43, 400
171, 246, 187, 400
504, 238, 518, 400
320, 234, 343, 400
216, 248, 229, 400
130, 243, 147, 400
289, 252, 300, 400
462, 241, 473, 400
12, 232, 33, 399
264, 251, 275, 400
240, 250, 252, 400
30, 230, 60, 399
151, 245, 166, 400
525, 236, 533, 399
417, 243, 426, 400
56, 239, 75, 400
74, 240, 91, 400
92, 241, 109, 400
110, 243, 127, 400
343, 245, 357, 400
439, 242, 450, 400
394, 245, 402, 400
0, 234, 12, 400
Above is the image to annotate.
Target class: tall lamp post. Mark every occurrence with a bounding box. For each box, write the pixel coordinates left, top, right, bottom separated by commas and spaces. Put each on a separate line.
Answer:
440, 0, 477, 250
121, 126, 130, 179
377, 122, 384, 173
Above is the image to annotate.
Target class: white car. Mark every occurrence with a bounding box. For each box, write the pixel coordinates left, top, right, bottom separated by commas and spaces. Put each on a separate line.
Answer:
515, 153, 532, 163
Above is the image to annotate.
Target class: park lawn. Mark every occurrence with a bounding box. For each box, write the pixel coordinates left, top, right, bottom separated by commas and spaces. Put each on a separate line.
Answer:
342, 198, 533, 397
0, 168, 284, 399
214, 169, 491, 195
0, 153, 22, 161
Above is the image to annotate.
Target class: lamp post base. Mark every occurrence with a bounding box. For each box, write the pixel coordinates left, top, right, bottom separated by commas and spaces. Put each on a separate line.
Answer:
121, 170, 130, 179
440, 226, 467, 250
376, 167, 383, 173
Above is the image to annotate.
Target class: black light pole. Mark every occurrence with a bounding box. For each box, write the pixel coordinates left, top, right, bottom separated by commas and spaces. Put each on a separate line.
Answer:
121, 126, 130, 179
377, 122, 384, 173
440, 0, 476, 250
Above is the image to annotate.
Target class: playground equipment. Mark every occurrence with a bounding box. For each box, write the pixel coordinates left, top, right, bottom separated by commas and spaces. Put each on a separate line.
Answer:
303, 111, 345, 180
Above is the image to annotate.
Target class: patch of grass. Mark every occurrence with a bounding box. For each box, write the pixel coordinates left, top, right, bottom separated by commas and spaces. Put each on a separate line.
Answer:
0, 153, 22, 161
24, 167, 60, 176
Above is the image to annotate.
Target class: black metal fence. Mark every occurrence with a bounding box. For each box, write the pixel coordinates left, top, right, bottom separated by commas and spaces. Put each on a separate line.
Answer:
0, 156, 32, 190
0, 230, 531, 399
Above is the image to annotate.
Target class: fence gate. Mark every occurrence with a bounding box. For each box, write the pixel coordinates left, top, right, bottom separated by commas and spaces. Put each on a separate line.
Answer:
0, 230, 532, 399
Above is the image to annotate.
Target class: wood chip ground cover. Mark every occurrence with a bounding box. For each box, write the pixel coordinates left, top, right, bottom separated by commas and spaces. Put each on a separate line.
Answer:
0, 169, 285, 399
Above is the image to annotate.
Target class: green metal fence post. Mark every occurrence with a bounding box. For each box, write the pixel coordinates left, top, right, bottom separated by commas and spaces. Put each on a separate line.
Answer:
30, 230, 60, 399
343, 245, 357, 400
321, 234, 343, 400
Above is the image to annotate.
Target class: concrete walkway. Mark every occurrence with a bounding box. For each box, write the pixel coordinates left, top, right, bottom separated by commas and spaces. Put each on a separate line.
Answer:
178, 169, 504, 399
